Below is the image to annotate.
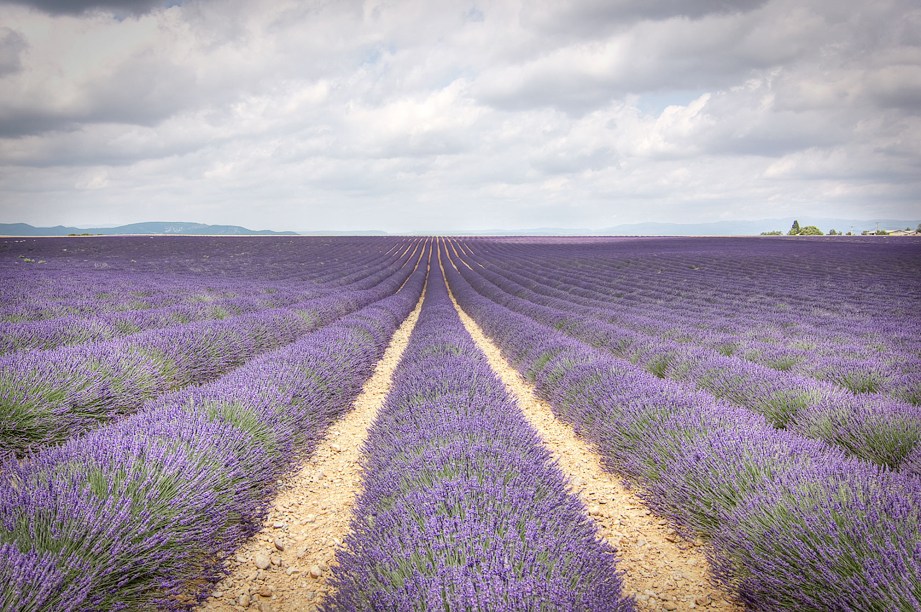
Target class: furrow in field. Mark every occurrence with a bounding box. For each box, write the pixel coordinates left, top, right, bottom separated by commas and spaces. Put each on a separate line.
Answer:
324, 256, 631, 609
441, 241, 921, 610
453, 238, 921, 403
198, 271, 427, 612
0, 248, 420, 458
0, 256, 428, 611
445, 262, 738, 612
0, 240, 419, 355
447, 242, 921, 473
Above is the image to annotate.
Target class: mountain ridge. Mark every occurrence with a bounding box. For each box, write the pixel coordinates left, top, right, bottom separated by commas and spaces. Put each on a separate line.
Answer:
0, 222, 298, 236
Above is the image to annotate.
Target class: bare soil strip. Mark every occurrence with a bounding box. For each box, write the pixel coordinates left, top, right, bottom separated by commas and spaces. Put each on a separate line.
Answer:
446, 278, 739, 611
445, 238, 474, 270
199, 285, 427, 612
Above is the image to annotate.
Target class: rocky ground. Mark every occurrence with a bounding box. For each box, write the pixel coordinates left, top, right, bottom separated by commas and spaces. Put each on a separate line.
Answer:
198, 291, 425, 612
449, 283, 739, 612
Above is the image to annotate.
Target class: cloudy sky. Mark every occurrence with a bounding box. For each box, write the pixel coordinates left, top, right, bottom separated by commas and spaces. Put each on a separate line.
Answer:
0, 0, 919, 232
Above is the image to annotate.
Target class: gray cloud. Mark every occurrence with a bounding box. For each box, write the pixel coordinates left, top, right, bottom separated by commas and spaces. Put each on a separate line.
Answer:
0, 27, 27, 77
0, 0, 919, 231
4, 0, 167, 16
475, 2, 832, 115
521, 0, 771, 39
0, 55, 198, 136
865, 66, 921, 113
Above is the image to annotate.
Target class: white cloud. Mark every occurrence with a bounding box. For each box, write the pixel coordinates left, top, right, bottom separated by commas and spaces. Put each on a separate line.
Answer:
75, 168, 109, 189
0, 0, 919, 232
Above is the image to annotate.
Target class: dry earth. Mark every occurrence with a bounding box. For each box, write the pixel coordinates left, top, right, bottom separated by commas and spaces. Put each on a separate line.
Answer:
444, 264, 740, 612
198, 284, 426, 612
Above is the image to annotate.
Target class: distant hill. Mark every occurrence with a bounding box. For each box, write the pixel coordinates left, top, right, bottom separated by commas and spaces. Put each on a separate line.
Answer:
0, 222, 298, 236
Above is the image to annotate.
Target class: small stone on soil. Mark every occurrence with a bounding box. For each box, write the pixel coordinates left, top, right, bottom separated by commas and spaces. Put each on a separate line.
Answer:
254, 554, 271, 570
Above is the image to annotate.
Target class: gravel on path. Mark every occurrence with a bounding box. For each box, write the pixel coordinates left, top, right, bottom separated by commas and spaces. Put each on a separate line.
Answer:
197, 284, 427, 612
446, 269, 740, 612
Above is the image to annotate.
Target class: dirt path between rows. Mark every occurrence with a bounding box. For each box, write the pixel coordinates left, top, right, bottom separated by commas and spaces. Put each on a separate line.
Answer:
199, 285, 427, 612
445, 277, 739, 611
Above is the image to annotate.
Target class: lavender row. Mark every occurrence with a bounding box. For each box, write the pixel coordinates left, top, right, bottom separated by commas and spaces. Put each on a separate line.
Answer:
449, 247, 921, 471
0, 239, 414, 324
456, 239, 921, 401
2, 278, 215, 323
328, 267, 632, 610
0, 291, 312, 355
454, 241, 921, 465
456, 239, 915, 354
442, 246, 921, 610
0, 241, 421, 355
0, 250, 419, 457
0, 260, 427, 612
449, 249, 921, 470
1, 236, 413, 288
455, 239, 921, 402
459, 237, 921, 346
456, 238, 920, 368
0, 236, 417, 322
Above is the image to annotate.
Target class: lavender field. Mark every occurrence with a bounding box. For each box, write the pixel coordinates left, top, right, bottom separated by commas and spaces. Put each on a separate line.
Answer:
1, 235, 920, 610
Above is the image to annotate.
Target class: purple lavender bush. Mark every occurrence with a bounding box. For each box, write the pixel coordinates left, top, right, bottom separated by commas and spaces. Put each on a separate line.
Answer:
448, 242, 921, 472
0, 264, 425, 610
0, 286, 325, 355
0, 252, 418, 457
0, 236, 417, 321
715, 464, 921, 610
442, 240, 921, 610
452, 236, 921, 405
328, 270, 632, 611
788, 394, 921, 471
0, 543, 92, 611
